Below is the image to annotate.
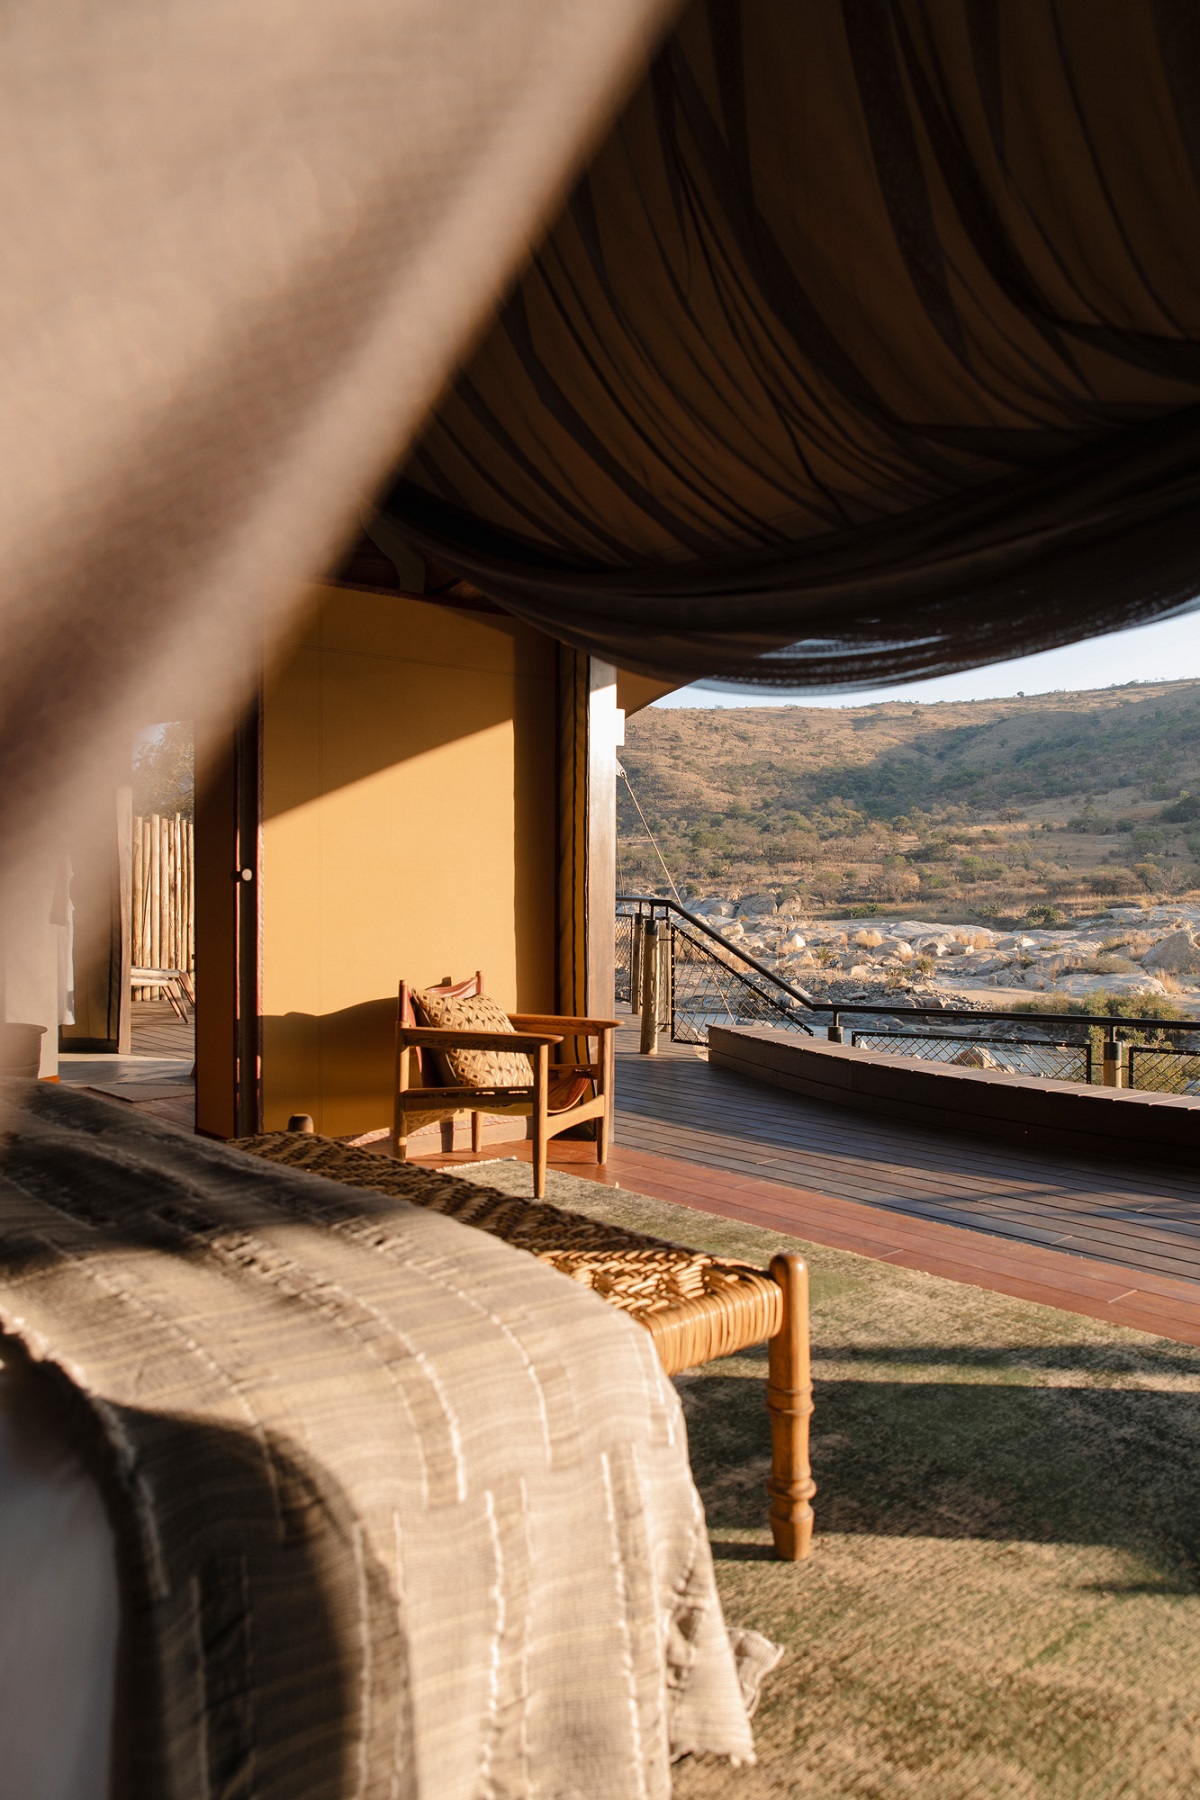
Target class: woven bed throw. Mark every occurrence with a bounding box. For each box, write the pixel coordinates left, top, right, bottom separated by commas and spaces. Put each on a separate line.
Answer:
0, 1082, 757, 1798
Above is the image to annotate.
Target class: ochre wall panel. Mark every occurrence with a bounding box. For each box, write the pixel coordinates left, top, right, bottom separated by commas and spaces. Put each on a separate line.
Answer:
260, 588, 557, 1135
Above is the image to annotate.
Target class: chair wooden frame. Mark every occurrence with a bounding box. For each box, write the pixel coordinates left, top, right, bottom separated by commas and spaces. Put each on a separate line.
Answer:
131, 966, 195, 1021
391, 974, 620, 1198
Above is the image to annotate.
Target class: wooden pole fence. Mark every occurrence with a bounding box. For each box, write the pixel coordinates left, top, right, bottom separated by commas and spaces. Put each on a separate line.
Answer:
131, 813, 195, 999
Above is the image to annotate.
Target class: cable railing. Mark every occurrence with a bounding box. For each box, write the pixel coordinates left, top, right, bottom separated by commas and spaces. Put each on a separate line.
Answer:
617, 895, 815, 1043
616, 894, 1200, 1090
848, 1030, 1092, 1084
1128, 1046, 1200, 1096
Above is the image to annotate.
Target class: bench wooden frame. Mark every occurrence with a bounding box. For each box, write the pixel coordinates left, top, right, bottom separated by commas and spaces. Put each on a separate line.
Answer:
235, 1128, 815, 1560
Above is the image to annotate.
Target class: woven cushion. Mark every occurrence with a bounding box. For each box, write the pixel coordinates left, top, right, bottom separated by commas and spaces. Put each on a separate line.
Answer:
413, 987, 534, 1088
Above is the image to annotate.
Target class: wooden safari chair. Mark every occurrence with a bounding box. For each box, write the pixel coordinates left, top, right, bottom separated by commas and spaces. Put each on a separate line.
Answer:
392, 972, 618, 1199
130, 965, 195, 1021
233, 1129, 815, 1560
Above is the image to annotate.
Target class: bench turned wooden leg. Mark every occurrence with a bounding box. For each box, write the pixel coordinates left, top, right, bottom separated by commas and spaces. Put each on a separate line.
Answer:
766, 1252, 815, 1561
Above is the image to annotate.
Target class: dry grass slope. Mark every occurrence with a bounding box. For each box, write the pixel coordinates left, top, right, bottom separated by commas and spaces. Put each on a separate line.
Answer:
619, 679, 1200, 924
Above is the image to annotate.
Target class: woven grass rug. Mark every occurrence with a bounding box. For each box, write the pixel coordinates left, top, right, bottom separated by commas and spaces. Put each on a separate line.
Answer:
456, 1161, 1200, 1800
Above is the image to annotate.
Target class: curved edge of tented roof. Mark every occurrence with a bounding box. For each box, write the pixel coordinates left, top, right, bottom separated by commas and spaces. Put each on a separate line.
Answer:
616, 671, 679, 715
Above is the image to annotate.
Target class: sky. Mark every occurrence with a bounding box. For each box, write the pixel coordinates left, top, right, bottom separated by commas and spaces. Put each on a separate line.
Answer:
652, 608, 1200, 710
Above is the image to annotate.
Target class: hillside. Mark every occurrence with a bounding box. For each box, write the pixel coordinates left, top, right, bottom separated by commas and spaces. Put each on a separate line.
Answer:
617, 678, 1200, 923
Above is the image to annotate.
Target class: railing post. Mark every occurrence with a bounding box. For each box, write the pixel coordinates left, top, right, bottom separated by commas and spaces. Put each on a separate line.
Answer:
630, 912, 643, 1008
640, 917, 660, 1055
665, 921, 675, 1042
1102, 1028, 1124, 1088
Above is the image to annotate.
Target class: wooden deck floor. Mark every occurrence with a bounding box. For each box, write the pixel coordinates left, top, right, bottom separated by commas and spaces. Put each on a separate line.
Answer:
614, 1033, 1200, 1284
74, 1001, 198, 1132
421, 1025, 1200, 1347
76, 1005, 1200, 1344
130, 1001, 194, 1061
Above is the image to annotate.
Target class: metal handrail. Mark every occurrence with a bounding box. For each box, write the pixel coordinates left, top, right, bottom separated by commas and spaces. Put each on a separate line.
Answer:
825, 1001, 1195, 1037
616, 893, 1200, 1044
617, 893, 819, 1012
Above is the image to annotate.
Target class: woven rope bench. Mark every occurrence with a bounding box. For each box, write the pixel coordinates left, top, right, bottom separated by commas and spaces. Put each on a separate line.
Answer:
232, 1133, 815, 1560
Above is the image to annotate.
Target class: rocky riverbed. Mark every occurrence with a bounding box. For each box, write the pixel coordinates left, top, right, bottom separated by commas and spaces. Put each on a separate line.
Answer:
681, 895, 1200, 1014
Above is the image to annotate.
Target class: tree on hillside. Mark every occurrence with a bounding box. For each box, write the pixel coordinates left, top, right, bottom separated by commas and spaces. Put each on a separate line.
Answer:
134, 721, 194, 818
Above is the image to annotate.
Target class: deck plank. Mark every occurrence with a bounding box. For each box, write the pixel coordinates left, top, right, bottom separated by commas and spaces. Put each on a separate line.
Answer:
617, 1085, 1200, 1207
602, 1029, 1200, 1338
129, 999, 194, 1061
617, 1045, 1200, 1198
617, 1048, 1199, 1183
420, 1133, 1200, 1344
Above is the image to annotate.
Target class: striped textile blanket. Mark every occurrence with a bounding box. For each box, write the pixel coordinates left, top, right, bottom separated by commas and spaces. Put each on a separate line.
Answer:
0, 1083, 770, 1798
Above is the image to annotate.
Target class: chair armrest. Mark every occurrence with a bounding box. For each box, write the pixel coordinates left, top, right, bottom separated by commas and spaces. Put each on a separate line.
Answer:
397, 1026, 563, 1051
507, 1014, 623, 1033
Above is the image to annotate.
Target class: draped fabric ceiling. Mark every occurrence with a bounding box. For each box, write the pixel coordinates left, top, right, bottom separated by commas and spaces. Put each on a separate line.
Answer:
381, 0, 1200, 689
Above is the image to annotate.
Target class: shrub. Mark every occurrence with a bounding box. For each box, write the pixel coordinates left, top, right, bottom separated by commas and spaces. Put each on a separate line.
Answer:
874, 870, 920, 903
1024, 904, 1065, 926
134, 720, 194, 818
1089, 869, 1141, 895
809, 868, 842, 904
1158, 792, 1200, 823
1012, 990, 1188, 1021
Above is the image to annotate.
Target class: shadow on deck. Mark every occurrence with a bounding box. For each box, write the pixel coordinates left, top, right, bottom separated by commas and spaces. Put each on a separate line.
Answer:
607, 1022, 1200, 1343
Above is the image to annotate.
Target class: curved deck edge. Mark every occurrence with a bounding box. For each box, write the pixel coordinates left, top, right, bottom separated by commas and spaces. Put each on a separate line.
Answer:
707, 1025, 1200, 1170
